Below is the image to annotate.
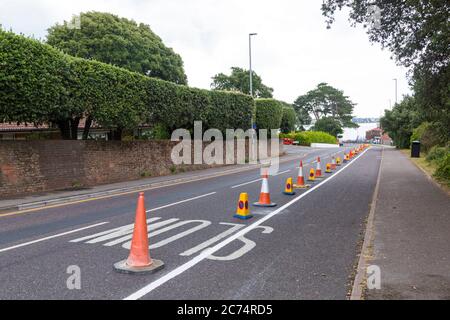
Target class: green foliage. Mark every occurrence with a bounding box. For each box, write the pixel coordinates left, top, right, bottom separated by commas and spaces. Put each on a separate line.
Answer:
426, 146, 448, 162
411, 122, 442, 153
280, 105, 297, 134
279, 131, 337, 146
322, 1, 449, 148
380, 96, 423, 149
312, 116, 343, 137
293, 83, 357, 131
434, 153, 450, 185
47, 11, 187, 84
0, 29, 255, 140
0, 29, 69, 125
255, 99, 283, 134
211, 67, 274, 98
206, 90, 254, 132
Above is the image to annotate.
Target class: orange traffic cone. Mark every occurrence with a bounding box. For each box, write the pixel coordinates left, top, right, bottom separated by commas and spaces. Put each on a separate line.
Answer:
234, 192, 252, 219
294, 160, 310, 188
331, 157, 337, 170
253, 169, 276, 207
308, 168, 315, 182
283, 177, 296, 195
113, 192, 164, 274
325, 163, 332, 173
315, 157, 323, 178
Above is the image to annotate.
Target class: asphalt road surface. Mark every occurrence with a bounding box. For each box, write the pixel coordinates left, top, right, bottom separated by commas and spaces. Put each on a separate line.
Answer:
0, 145, 382, 299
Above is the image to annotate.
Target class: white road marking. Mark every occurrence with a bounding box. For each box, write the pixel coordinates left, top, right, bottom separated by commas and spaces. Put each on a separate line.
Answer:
124, 147, 370, 300
0, 222, 109, 253
208, 226, 273, 261
230, 178, 262, 189
102, 218, 179, 246
147, 192, 216, 212
179, 223, 245, 256
273, 169, 290, 176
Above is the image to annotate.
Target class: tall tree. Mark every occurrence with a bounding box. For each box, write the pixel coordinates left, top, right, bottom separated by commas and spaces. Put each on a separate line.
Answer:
211, 67, 274, 98
293, 83, 358, 131
321, 0, 449, 141
380, 95, 423, 148
47, 11, 187, 84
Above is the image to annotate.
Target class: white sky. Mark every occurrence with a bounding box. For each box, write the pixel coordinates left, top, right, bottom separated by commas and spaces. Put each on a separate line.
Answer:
0, 0, 411, 117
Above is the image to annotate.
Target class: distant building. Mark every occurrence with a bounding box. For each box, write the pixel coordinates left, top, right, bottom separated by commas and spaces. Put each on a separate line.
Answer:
365, 127, 392, 145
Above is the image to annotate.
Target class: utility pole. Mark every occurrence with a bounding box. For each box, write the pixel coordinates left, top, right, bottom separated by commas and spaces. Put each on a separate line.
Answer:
393, 78, 398, 104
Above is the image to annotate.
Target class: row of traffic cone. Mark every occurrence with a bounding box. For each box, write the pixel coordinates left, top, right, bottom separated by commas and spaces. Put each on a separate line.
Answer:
115, 145, 369, 274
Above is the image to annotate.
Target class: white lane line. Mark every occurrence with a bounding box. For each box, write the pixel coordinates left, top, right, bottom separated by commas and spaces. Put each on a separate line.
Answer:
230, 178, 262, 189
230, 169, 290, 189
273, 169, 290, 176
146, 192, 216, 212
0, 222, 109, 253
124, 147, 370, 300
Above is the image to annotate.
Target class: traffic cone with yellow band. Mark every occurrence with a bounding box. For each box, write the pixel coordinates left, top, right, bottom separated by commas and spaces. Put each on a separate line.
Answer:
325, 163, 332, 173
234, 192, 252, 220
336, 156, 342, 166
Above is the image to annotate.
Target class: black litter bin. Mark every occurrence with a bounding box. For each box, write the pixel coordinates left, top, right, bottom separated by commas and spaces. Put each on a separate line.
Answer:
411, 140, 420, 158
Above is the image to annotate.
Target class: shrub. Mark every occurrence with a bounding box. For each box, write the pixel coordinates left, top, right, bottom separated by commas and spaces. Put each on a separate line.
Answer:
434, 153, 450, 185
255, 99, 283, 134
426, 146, 448, 162
0, 29, 255, 139
280, 106, 297, 133
207, 90, 254, 132
411, 122, 441, 152
280, 131, 337, 146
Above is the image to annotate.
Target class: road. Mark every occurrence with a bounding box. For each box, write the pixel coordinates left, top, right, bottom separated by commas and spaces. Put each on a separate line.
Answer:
0, 145, 382, 299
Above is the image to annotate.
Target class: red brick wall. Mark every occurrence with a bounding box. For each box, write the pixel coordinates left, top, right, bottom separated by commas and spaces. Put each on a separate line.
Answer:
0, 140, 283, 198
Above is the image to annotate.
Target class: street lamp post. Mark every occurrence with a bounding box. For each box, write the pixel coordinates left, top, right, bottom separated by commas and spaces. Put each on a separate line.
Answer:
249, 33, 257, 98
249, 33, 257, 163
393, 78, 398, 105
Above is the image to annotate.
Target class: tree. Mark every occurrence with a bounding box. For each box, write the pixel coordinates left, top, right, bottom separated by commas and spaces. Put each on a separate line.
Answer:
312, 117, 343, 137
321, 1, 449, 142
293, 83, 358, 131
211, 67, 274, 98
380, 96, 423, 148
280, 104, 298, 133
47, 11, 187, 84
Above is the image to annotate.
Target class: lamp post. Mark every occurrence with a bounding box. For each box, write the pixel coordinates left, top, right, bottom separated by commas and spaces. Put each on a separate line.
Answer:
249, 33, 257, 98
393, 78, 398, 105
249, 33, 257, 163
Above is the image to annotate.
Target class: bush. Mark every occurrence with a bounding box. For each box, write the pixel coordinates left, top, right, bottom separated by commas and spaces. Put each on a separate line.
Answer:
312, 117, 343, 137
280, 106, 297, 133
279, 131, 337, 146
410, 122, 441, 152
426, 146, 448, 162
434, 153, 450, 185
255, 99, 283, 134
0, 29, 255, 139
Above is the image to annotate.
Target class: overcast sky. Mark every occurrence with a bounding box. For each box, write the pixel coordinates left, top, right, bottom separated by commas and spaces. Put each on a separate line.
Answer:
1, 0, 411, 117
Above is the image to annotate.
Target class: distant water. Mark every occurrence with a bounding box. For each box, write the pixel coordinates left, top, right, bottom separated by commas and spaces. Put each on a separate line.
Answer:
343, 122, 379, 141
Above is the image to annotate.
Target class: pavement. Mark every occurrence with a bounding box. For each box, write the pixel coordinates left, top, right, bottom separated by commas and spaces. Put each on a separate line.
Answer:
0, 144, 382, 299
365, 148, 450, 300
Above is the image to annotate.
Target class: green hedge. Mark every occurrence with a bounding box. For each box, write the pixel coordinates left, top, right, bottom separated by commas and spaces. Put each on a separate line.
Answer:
280, 105, 297, 133
279, 131, 337, 146
255, 98, 283, 133
0, 29, 254, 138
